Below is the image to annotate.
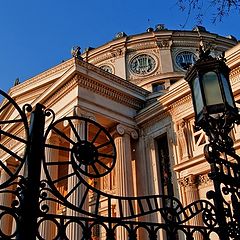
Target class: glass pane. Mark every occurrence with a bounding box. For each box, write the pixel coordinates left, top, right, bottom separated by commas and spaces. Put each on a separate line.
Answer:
192, 77, 204, 115
202, 72, 223, 105
221, 74, 235, 107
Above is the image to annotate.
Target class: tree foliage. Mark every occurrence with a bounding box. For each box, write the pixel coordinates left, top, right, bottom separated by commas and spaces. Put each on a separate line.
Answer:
177, 0, 240, 25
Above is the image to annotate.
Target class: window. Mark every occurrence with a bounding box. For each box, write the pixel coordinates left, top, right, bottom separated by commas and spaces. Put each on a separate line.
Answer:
152, 83, 165, 92
157, 134, 173, 197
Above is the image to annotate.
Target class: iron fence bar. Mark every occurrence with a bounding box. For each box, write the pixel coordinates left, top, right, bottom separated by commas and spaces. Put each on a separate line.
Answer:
17, 103, 45, 240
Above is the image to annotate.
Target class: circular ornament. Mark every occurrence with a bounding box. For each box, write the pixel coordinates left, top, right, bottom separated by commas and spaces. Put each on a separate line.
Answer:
99, 65, 113, 74
129, 54, 156, 75
175, 51, 197, 70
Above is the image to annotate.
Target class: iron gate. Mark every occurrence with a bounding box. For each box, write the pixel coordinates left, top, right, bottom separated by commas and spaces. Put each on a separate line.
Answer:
0, 89, 239, 239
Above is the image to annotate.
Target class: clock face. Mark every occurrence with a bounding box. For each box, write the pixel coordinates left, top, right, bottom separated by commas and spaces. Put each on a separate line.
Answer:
176, 51, 197, 70
129, 54, 156, 75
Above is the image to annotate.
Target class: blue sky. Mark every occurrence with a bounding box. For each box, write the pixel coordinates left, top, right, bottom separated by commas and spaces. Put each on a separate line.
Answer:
0, 0, 239, 93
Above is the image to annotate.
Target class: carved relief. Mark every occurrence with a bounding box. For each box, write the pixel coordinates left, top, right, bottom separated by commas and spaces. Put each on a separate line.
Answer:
157, 40, 170, 48
176, 120, 190, 159
110, 48, 124, 58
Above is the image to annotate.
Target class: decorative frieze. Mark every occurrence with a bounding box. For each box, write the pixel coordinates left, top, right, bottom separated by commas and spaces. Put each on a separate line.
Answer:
76, 74, 145, 110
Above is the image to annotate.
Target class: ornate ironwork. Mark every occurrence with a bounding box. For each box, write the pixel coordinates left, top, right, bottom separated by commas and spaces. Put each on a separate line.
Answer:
0, 89, 228, 239
200, 112, 240, 240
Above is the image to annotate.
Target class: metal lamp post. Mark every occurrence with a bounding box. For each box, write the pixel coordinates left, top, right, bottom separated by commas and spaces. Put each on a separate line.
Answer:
185, 47, 240, 240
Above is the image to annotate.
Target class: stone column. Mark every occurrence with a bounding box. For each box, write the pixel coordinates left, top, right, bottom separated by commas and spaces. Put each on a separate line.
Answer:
66, 117, 89, 239
0, 162, 15, 236
179, 174, 203, 240
40, 135, 59, 240
114, 124, 137, 240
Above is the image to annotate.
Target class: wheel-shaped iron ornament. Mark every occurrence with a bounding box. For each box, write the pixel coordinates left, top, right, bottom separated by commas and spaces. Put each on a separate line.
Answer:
43, 116, 116, 199
0, 90, 30, 187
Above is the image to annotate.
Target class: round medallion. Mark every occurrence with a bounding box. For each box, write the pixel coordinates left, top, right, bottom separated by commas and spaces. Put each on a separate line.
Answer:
129, 54, 156, 75
175, 51, 197, 70
100, 65, 113, 73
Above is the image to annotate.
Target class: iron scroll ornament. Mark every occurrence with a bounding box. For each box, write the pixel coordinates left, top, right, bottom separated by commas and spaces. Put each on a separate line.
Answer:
40, 114, 218, 228
0, 89, 30, 187
0, 89, 221, 239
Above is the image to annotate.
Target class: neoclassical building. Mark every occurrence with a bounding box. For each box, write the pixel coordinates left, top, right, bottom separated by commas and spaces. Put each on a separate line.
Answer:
0, 26, 240, 239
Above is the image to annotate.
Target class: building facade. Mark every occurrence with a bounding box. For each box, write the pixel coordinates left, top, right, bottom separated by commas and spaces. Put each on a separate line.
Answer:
0, 27, 240, 239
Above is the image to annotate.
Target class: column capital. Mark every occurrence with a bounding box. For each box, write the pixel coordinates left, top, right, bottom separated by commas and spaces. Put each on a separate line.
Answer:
73, 106, 95, 121
115, 124, 138, 139
178, 174, 197, 188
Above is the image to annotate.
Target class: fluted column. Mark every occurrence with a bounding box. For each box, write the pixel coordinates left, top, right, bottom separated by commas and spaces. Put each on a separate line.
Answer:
179, 174, 203, 240
114, 124, 137, 240
40, 135, 59, 240
0, 162, 15, 235
66, 115, 89, 239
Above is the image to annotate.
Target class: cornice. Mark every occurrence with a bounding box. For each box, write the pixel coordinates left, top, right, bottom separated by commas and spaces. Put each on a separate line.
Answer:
75, 58, 149, 97
8, 58, 75, 97
76, 74, 145, 110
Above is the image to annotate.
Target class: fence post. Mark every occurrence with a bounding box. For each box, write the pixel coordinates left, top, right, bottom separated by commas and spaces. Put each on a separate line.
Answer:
17, 103, 45, 240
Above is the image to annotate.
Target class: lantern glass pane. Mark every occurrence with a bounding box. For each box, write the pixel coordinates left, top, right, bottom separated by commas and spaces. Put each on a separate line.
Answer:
192, 77, 204, 115
202, 71, 223, 105
221, 73, 235, 108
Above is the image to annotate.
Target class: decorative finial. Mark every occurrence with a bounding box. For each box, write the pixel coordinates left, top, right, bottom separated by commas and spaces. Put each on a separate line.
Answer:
71, 46, 82, 59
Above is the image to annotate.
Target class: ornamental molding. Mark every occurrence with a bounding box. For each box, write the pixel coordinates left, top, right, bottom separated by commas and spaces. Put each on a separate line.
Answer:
76, 74, 144, 110
127, 41, 157, 51
9, 59, 75, 94
172, 41, 199, 48
170, 95, 193, 118
89, 47, 126, 64
88, 52, 113, 65
75, 58, 149, 97
230, 66, 240, 85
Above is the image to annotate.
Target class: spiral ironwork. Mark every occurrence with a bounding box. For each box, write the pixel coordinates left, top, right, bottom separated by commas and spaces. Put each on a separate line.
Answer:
0, 89, 223, 239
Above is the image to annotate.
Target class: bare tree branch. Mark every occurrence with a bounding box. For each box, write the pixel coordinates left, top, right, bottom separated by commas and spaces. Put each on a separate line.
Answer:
177, 0, 240, 25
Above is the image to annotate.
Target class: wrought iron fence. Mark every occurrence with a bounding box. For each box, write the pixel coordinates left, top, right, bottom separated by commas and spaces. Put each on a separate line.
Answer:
0, 89, 236, 239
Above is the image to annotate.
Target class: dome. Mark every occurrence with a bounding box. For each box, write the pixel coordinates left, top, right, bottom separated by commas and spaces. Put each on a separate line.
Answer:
81, 28, 237, 92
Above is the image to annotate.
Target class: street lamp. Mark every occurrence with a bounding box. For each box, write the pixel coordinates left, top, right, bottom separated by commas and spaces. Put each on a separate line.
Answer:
185, 48, 240, 240
185, 47, 238, 130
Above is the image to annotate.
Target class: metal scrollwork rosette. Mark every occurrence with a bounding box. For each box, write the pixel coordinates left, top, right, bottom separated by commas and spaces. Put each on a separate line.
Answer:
43, 116, 116, 197
0, 90, 30, 187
